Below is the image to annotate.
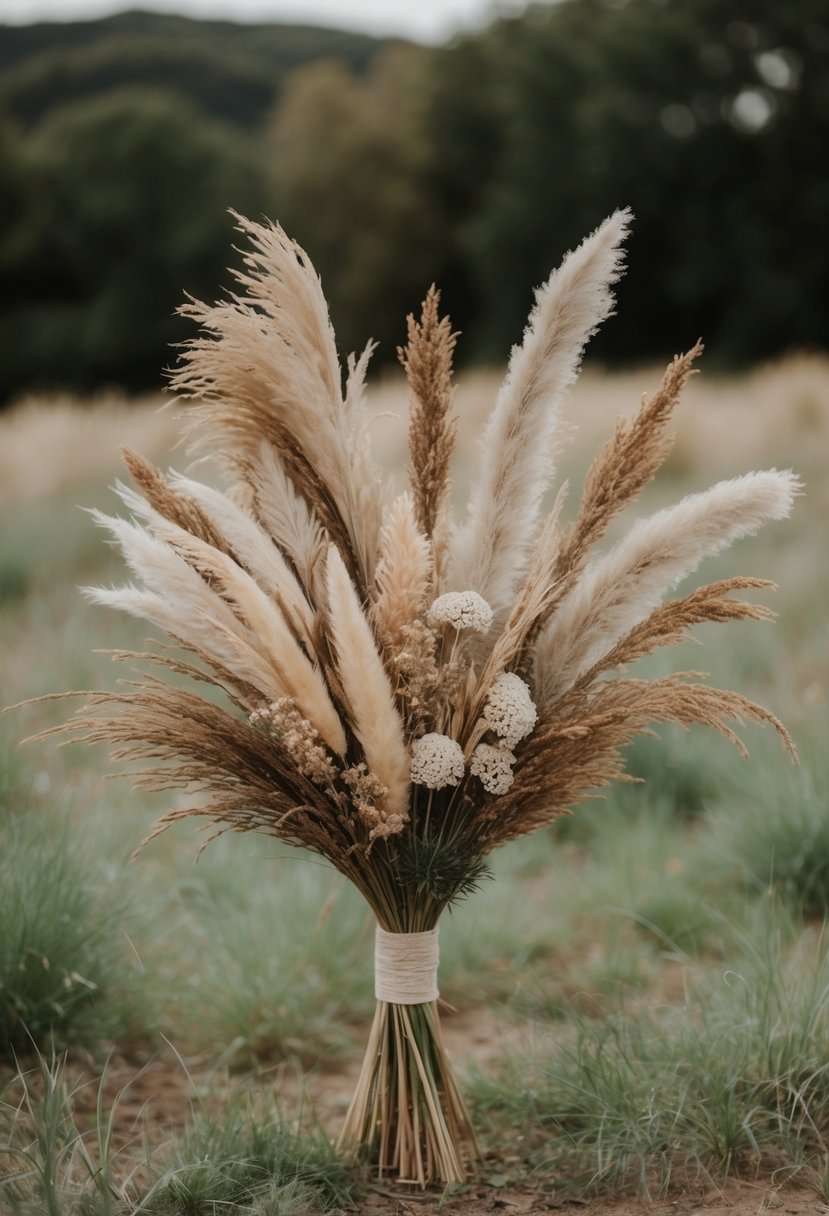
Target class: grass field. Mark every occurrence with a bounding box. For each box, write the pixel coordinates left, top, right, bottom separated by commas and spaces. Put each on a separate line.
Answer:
2, 354, 828, 1215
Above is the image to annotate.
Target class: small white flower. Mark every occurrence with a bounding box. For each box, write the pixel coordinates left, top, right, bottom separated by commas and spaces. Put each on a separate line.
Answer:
427, 590, 493, 634
410, 732, 466, 789
470, 742, 516, 795
482, 672, 537, 747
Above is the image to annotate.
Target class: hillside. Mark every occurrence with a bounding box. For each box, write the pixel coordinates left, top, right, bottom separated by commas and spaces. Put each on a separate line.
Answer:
0, 9, 394, 128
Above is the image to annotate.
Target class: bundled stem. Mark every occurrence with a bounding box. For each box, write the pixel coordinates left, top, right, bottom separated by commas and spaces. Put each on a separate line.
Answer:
338, 1000, 477, 1186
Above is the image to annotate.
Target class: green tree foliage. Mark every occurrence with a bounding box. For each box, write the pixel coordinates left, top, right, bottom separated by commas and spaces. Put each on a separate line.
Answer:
421, 0, 829, 365
0, 11, 384, 128
0, 1, 826, 401
267, 46, 439, 359
0, 89, 266, 399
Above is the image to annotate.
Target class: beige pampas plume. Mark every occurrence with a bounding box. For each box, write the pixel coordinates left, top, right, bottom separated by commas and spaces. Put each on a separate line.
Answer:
172, 214, 384, 591
534, 469, 800, 702
325, 544, 410, 824
449, 208, 631, 611
86, 509, 347, 753
145, 523, 347, 755
115, 468, 315, 647
372, 493, 433, 657
164, 473, 315, 639
82, 519, 282, 704
243, 441, 324, 587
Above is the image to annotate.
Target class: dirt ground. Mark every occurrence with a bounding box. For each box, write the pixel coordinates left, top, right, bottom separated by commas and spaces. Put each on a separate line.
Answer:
16, 1005, 817, 1216
351, 1180, 827, 1216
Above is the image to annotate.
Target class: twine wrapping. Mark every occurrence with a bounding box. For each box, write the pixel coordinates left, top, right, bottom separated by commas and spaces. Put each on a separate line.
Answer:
374, 925, 440, 1004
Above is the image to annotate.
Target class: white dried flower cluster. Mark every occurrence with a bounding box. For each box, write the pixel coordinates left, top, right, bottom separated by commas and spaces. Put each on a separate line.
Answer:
470, 742, 516, 795
250, 699, 337, 784
410, 732, 466, 789
427, 590, 493, 633
482, 672, 537, 747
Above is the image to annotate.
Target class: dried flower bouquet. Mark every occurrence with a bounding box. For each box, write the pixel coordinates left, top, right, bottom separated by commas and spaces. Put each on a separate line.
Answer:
42, 210, 798, 1186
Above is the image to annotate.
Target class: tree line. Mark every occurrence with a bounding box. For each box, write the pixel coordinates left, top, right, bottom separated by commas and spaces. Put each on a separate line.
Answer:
1, 0, 826, 403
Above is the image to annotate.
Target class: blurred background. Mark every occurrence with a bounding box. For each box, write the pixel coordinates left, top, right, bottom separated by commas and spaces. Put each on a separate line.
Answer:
1, 0, 827, 403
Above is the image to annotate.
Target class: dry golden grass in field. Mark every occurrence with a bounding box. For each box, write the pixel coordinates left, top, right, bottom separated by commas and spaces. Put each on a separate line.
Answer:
3, 353, 827, 508
0, 392, 177, 504
342, 352, 829, 529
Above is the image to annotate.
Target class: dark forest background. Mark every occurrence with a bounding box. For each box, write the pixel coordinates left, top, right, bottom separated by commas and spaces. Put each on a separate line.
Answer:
1, 0, 827, 403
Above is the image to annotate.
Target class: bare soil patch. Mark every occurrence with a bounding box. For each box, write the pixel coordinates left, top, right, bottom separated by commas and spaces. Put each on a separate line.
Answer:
349, 1180, 824, 1216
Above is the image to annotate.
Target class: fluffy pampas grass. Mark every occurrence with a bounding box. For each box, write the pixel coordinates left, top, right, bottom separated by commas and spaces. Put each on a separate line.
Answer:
27, 212, 799, 1188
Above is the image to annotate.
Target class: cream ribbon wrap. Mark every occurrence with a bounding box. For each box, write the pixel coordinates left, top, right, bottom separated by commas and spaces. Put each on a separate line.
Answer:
374, 925, 440, 1004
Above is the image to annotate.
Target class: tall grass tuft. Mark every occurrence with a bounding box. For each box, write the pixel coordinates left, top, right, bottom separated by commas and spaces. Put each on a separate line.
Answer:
0, 1051, 125, 1216
471, 905, 829, 1196
141, 1099, 353, 1215
0, 1053, 354, 1216
0, 814, 150, 1058
712, 738, 829, 917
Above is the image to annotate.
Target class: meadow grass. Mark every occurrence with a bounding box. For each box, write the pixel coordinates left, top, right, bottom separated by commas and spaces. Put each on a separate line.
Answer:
0, 1052, 354, 1216
470, 903, 829, 1196
707, 730, 829, 918
1, 358, 826, 1204
138, 1098, 353, 1216
0, 812, 153, 1060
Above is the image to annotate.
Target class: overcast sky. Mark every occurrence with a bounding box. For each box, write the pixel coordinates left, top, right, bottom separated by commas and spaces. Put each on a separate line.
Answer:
1, 0, 529, 42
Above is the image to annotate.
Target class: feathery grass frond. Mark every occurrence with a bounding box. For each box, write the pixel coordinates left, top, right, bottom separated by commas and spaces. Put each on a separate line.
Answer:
84, 535, 277, 706
564, 344, 702, 559
121, 446, 227, 551
242, 441, 325, 587
40, 680, 352, 862
450, 208, 631, 611
86, 509, 347, 752
372, 493, 433, 659
524, 344, 702, 649
151, 523, 346, 753
480, 673, 795, 850
325, 545, 410, 826
535, 469, 800, 702
171, 214, 384, 591
117, 464, 316, 646
577, 576, 778, 680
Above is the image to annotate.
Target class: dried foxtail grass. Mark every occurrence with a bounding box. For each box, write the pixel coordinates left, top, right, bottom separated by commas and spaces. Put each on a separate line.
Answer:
399, 285, 457, 580
32, 213, 799, 1187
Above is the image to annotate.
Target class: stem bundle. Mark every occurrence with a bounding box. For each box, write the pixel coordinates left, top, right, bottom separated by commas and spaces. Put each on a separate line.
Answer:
338, 998, 477, 1186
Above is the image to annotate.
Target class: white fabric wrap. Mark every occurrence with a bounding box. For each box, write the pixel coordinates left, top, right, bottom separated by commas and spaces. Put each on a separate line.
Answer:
374, 925, 440, 1005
